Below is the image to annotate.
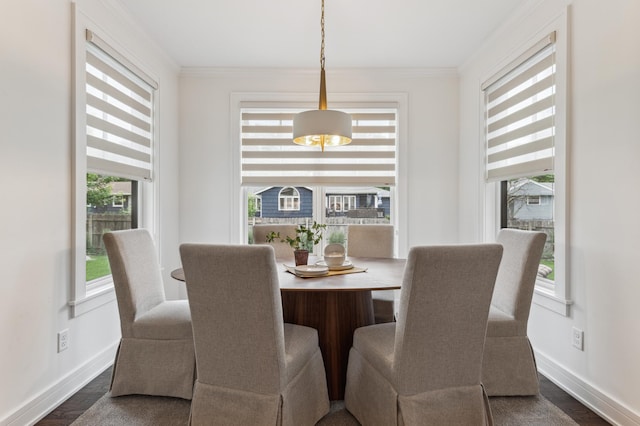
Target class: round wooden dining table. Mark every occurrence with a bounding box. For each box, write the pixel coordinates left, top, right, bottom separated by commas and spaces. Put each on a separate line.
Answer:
171, 256, 406, 401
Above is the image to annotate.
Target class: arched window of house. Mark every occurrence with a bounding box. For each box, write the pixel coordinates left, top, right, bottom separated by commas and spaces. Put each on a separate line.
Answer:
279, 187, 300, 211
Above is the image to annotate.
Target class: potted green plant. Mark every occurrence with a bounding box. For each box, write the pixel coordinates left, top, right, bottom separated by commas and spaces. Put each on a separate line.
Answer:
266, 221, 327, 265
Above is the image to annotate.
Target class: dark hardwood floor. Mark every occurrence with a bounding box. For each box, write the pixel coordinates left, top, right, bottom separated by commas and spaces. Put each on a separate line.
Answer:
538, 376, 610, 425
36, 367, 610, 425
36, 367, 112, 426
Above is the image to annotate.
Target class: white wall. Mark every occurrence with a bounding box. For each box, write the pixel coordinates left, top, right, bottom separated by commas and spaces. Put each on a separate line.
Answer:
0, 0, 181, 424
459, 0, 640, 423
178, 69, 461, 255
8, 0, 638, 423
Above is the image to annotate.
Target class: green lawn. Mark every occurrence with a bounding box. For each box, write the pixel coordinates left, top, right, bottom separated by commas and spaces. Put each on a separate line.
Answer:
86, 255, 111, 281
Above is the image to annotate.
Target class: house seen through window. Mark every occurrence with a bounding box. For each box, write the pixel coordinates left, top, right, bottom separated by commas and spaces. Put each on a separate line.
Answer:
247, 186, 392, 251
502, 175, 555, 280
240, 105, 397, 254
85, 174, 137, 282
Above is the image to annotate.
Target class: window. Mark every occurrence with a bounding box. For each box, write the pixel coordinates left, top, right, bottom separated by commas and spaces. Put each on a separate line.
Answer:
279, 187, 301, 211
483, 27, 570, 315
328, 195, 342, 212
326, 195, 356, 212
239, 104, 398, 255
322, 186, 391, 249
112, 195, 124, 208
326, 194, 361, 214
485, 33, 556, 281
109, 180, 130, 208
502, 175, 555, 280
71, 23, 157, 316
248, 194, 261, 218
240, 107, 396, 186
526, 195, 540, 205
343, 196, 356, 211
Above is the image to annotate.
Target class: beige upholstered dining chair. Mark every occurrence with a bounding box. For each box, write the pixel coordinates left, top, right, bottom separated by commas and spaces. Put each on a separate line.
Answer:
347, 224, 395, 323
103, 229, 195, 399
344, 244, 503, 425
179, 243, 330, 426
253, 224, 298, 260
482, 228, 547, 396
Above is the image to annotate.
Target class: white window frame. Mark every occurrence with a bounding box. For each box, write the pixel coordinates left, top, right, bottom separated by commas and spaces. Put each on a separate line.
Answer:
231, 92, 408, 258
343, 195, 356, 211
526, 195, 541, 205
482, 11, 571, 316
278, 187, 301, 211
328, 195, 342, 212
70, 6, 158, 317
112, 194, 125, 207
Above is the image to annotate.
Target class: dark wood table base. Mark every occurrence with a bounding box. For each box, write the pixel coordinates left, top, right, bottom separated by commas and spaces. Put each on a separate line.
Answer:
281, 290, 375, 401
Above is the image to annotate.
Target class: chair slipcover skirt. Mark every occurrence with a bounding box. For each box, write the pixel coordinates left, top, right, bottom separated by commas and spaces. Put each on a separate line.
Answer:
345, 325, 493, 426
189, 348, 328, 426
111, 336, 195, 399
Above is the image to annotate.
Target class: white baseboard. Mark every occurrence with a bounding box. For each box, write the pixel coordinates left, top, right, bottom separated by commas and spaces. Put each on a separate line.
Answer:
1, 342, 118, 426
4, 343, 637, 426
535, 350, 640, 426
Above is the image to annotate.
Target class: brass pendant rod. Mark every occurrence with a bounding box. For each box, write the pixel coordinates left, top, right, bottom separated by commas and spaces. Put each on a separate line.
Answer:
318, 0, 327, 111
319, 69, 327, 110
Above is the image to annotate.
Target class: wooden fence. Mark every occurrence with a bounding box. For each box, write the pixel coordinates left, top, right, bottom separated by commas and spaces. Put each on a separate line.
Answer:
247, 216, 390, 245
86, 213, 131, 254
85, 213, 553, 259
507, 219, 554, 260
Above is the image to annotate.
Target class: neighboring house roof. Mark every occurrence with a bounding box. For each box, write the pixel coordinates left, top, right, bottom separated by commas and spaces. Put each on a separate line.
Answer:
252, 186, 312, 196
110, 181, 131, 195
250, 186, 272, 196
512, 179, 553, 196
251, 186, 390, 197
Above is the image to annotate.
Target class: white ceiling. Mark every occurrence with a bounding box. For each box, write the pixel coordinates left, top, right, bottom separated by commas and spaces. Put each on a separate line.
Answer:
117, 0, 530, 69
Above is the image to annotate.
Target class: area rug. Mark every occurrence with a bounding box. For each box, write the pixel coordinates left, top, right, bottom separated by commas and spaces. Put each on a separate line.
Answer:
71, 393, 577, 425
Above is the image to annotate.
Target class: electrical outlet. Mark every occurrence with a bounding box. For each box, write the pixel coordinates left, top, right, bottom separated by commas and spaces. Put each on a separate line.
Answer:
58, 329, 69, 352
572, 327, 583, 351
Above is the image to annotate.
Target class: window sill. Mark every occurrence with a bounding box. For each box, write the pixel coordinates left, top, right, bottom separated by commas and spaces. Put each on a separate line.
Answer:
69, 284, 116, 317
533, 285, 572, 316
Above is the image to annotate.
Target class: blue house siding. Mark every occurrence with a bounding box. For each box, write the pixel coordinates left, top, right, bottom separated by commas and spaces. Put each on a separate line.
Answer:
509, 180, 554, 221
258, 186, 313, 218
254, 186, 391, 219
327, 189, 390, 218
380, 198, 390, 217
511, 196, 553, 220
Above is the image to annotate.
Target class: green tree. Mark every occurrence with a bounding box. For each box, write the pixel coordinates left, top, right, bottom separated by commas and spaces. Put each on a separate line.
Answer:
530, 174, 554, 183
87, 174, 117, 207
247, 193, 257, 218
87, 174, 129, 208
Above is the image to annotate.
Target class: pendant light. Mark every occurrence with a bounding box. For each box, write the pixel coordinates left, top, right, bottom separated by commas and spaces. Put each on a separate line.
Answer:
293, 0, 352, 152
